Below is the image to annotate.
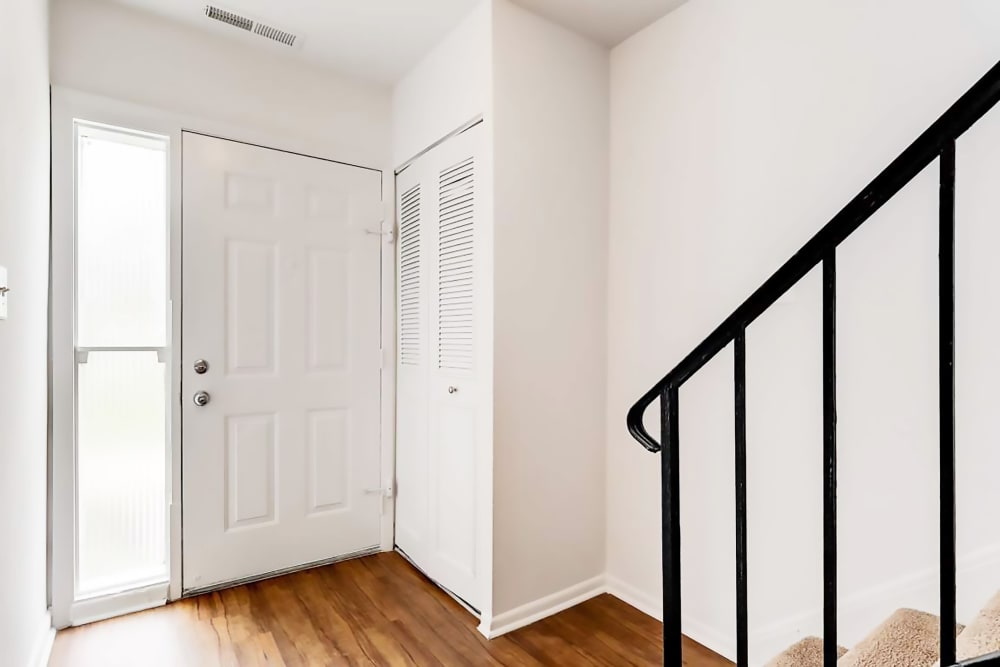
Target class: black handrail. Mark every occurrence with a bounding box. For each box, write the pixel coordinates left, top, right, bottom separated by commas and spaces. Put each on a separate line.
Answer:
627, 57, 1000, 667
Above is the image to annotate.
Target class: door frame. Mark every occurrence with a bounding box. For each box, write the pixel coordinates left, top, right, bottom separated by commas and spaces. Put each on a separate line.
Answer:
50, 87, 397, 628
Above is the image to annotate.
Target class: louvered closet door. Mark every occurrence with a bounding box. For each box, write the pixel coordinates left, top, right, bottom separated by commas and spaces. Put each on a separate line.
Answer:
395, 124, 483, 609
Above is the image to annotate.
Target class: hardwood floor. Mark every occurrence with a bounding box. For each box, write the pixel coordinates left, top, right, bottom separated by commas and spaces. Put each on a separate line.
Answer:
50, 553, 730, 666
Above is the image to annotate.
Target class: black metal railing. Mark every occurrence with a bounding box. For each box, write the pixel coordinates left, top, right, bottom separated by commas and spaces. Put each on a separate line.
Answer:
626, 59, 1000, 667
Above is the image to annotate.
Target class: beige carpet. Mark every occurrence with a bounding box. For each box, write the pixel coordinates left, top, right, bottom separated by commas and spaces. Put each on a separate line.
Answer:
765, 636, 847, 667
766, 590, 999, 666
957, 590, 1000, 661
839, 609, 962, 667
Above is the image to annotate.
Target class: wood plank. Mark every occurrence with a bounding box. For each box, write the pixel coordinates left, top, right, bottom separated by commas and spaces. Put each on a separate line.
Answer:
49, 553, 732, 667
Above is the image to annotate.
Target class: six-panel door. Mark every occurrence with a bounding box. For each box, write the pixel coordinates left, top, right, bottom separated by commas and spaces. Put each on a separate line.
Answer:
181, 133, 383, 592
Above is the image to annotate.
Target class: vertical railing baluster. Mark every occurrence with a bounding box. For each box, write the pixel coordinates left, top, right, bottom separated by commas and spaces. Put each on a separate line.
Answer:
940, 140, 958, 667
735, 330, 749, 667
662, 386, 682, 666
823, 251, 838, 667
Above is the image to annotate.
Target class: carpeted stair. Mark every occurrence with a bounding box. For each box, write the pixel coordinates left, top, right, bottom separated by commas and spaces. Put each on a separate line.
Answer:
765, 590, 1000, 667
764, 637, 846, 667
838, 609, 960, 667
956, 591, 1000, 662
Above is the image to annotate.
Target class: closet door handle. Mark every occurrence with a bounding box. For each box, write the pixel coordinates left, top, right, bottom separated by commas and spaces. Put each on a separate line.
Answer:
448, 386, 458, 394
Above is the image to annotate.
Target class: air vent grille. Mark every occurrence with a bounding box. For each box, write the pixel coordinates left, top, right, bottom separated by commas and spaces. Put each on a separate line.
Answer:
204, 5, 299, 48
204, 5, 252, 32
255, 23, 297, 47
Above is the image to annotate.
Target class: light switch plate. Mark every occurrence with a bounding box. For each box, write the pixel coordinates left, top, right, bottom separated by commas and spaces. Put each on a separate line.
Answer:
0, 265, 8, 320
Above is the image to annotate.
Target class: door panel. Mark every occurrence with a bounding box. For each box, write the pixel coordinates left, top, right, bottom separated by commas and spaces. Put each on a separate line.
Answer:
182, 133, 382, 592
395, 164, 432, 576
395, 125, 484, 608
225, 240, 276, 374
306, 409, 350, 512
432, 393, 477, 575
306, 249, 350, 371
226, 414, 276, 528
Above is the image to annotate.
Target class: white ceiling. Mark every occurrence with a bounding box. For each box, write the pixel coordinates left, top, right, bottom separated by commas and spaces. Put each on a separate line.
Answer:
103, 0, 482, 84
513, 0, 689, 46
99, 0, 688, 85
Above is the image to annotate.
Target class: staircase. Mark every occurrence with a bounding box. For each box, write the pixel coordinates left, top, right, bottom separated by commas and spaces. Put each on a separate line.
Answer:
625, 57, 1000, 667
767, 591, 1000, 666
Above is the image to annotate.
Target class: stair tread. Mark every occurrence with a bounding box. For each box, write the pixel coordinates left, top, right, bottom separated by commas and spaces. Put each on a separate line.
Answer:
957, 590, 1000, 661
839, 609, 962, 667
764, 637, 847, 667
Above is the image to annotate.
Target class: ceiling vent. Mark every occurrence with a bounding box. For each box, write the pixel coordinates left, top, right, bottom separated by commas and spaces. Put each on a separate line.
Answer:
204, 5, 252, 32
254, 23, 297, 47
204, 5, 299, 48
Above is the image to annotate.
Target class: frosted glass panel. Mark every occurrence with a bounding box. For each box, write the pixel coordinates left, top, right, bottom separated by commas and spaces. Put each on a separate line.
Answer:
77, 131, 167, 347
77, 351, 167, 596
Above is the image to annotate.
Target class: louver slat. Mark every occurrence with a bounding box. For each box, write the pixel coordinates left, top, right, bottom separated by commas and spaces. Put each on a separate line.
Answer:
204, 5, 254, 31
438, 158, 475, 372
399, 185, 421, 366
254, 23, 297, 47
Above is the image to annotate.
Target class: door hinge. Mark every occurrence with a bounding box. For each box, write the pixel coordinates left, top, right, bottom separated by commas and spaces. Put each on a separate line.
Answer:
365, 223, 395, 244
365, 486, 394, 516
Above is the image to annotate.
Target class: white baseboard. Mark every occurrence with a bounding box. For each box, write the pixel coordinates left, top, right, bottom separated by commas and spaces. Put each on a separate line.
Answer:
29, 610, 55, 667
684, 613, 737, 662
957, 543, 1000, 618
479, 575, 606, 639
606, 575, 736, 660
606, 575, 661, 621
480, 572, 730, 656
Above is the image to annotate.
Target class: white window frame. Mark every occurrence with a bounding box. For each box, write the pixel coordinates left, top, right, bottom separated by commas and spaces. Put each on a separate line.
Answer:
73, 120, 172, 604
52, 100, 181, 628
51, 87, 397, 628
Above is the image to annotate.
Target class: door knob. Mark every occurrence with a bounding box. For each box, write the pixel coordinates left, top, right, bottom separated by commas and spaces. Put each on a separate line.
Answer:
448, 386, 458, 394
193, 391, 211, 407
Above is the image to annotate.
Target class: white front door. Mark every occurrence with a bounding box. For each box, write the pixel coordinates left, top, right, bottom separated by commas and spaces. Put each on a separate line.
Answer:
181, 133, 383, 592
395, 125, 485, 609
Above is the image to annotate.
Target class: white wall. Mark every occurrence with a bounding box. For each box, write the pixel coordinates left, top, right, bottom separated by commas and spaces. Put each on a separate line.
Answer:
391, 0, 496, 627
607, 1, 1000, 663
0, 0, 52, 665
391, 0, 609, 631
50, 0, 391, 168
491, 0, 609, 621
392, 1, 493, 167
